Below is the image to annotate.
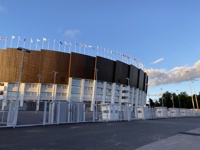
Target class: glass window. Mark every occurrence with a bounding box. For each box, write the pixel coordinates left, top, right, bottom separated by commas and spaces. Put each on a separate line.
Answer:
115, 96, 119, 100
96, 94, 102, 99
57, 85, 67, 89
116, 84, 120, 88
116, 90, 120, 94
71, 86, 81, 92
25, 92, 37, 96
84, 94, 92, 99
106, 89, 111, 93
97, 81, 103, 86
7, 91, 18, 96
8, 83, 18, 88
26, 84, 37, 88
71, 93, 80, 98
41, 92, 52, 96
62, 93, 67, 96
97, 88, 102, 92
57, 85, 62, 89
103, 110, 109, 113
56, 93, 67, 97
107, 83, 112, 87
62, 85, 67, 89
105, 95, 111, 100
85, 87, 92, 92
72, 79, 81, 85
85, 80, 93, 85
47, 84, 53, 88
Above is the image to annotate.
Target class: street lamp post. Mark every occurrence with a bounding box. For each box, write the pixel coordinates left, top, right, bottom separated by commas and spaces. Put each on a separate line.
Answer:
177, 90, 181, 108
171, 93, 174, 108
94, 68, 99, 80
126, 78, 130, 86
186, 71, 195, 109
16, 47, 30, 103
51, 71, 59, 101
161, 88, 164, 107
94, 68, 99, 120
36, 74, 42, 111
12, 47, 30, 126
192, 81, 199, 109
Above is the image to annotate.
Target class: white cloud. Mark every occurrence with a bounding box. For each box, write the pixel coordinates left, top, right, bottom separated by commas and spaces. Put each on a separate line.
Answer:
0, 4, 7, 12
147, 60, 200, 86
151, 58, 164, 64
64, 29, 80, 39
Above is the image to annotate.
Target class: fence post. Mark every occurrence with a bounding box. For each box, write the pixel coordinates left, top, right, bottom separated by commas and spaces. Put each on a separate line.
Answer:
67, 102, 70, 123
83, 103, 85, 122
93, 104, 95, 122
43, 101, 47, 126
57, 101, 61, 125
77, 103, 80, 123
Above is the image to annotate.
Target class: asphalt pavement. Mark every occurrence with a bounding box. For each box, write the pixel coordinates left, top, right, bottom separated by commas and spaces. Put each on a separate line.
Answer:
0, 117, 200, 150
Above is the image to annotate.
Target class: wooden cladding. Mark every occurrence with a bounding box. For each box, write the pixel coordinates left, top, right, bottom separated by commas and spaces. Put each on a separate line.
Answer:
0, 48, 148, 92
138, 69, 145, 91
69, 53, 95, 80
95, 56, 115, 83
40, 50, 70, 84
0, 48, 70, 84
129, 65, 139, 88
114, 61, 129, 85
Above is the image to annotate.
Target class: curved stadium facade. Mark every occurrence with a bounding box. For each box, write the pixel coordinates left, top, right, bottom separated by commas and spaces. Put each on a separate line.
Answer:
0, 48, 148, 114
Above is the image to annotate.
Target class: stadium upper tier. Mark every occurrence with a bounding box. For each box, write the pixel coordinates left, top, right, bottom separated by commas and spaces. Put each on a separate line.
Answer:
0, 48, 148, 92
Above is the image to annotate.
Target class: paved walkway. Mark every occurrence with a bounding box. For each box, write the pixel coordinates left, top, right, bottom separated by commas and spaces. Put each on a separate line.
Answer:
136, 127, 200, 150
0, 117, 200, 150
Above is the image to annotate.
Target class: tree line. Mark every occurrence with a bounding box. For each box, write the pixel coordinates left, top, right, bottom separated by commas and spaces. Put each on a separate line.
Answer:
148, 91, 200, 109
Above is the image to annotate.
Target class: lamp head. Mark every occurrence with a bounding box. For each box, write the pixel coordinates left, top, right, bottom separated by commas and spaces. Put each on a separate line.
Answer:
17, 47, 30, 53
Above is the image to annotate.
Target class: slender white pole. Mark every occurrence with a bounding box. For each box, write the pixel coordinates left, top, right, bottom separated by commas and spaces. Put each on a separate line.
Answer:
16, 50, 25, 101
48, 39, 50, 50
192, 82, 199, 109
4, 38, 7, 49
17, 37, 20, 47
51, 71, 59, 101
53, 39, 55, 50
23, 39, 26, 48
29, 41, 31, 49
75, 42, 77, 52
42, 40, 44, 49
186, 71, 195, 109
161, 88, 164, 107
10, 38, 13, 47
59, 41, 60, 51
36, 42, 38, 50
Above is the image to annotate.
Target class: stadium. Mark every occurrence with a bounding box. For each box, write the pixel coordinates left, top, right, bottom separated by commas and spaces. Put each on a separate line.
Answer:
0, 47, 148, 126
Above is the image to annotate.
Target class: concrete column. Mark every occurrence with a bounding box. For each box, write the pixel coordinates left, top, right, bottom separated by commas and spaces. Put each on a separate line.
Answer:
91, 80, 97, 111
135, 88, 139, 118
2, 82, 8, 110
80, 79, 85, 102
102, 82, 106, 104
53, 84, 57, 101
36, 83, 41, 111
130, 88, 134, 111
119, 84, 123, 111
139, 90, 142, 106
142, 92, 147, 106
20, 83, 25, 107
111, 83, 116, 104
67, 78, 72, 102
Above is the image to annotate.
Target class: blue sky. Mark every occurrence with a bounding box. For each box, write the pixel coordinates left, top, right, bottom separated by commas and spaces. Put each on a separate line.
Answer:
0, 0, 200, 101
